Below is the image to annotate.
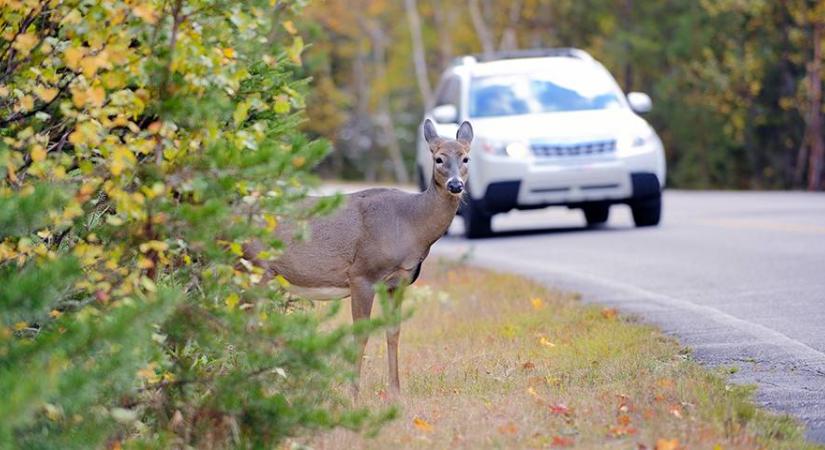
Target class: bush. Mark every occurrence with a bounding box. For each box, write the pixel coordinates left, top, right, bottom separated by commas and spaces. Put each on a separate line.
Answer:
0, 1, 388, 447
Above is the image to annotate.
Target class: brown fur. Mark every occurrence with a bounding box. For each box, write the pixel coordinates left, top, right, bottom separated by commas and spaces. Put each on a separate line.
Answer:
248, 120, 473, 396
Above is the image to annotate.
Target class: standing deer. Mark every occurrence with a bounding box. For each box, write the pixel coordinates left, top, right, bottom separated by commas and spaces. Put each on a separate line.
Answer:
247, 119, 473, 396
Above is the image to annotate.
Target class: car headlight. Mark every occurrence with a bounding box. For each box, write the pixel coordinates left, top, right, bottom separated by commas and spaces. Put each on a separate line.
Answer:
619, 129, 656, 152
479, 138, 532, 159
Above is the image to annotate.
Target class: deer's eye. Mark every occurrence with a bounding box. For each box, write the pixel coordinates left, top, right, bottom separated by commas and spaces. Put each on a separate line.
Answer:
435, 157, 444, 165
462, 157, 470, 163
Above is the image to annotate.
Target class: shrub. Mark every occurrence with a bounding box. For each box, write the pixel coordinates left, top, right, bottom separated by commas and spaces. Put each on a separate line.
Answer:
0, 1, 388, 447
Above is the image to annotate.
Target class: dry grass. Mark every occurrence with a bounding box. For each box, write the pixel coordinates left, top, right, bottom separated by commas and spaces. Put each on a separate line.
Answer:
298, 259, 819, 450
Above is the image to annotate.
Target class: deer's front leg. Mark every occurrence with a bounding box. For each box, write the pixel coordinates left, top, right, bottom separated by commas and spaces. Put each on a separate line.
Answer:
386, 286, 404, 396
350, 277, 375, 399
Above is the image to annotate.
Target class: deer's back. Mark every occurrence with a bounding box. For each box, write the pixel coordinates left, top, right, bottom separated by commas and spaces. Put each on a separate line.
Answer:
272, 188, 421, 292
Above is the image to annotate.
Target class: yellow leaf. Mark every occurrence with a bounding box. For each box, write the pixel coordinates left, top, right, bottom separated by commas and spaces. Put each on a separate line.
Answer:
80, 56, 103, 78
133, 4, 158, 24
222, 47, 235, 58
12, 32, 38, 54
64, 47, 86, 70
530, 297, 544, 310
88, 86, 105, 108
110, 146, 136, 176
291, 156, 305, 168
275, 275, 290, 288
274, 96, 290, 114
44, 403, 62, 421
14, 321, 28, 331
19, 95, 34, 111
538, 335, 556, 348
137, 363, 159, 383
283, 20, 297, 35
225, 293, 240, 310
35, 86, 59, 102
286, 36, 303, 65
30, 145, 47, 162
412, 417, 432, 432
655, 438, 680, 450
264, 214, 278, 232
139, 240, 168, 253
229, 242, 243, 256
71, 86, 87, 108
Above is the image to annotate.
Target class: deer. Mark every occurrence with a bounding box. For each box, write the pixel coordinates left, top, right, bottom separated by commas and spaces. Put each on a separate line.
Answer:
245, 119, 473, 397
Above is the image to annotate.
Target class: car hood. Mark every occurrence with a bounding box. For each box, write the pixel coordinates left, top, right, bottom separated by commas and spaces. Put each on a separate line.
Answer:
467, 109, 651, 143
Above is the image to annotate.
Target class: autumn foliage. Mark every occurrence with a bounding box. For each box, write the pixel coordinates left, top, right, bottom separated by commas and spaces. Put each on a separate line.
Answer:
0, 0, 386, 447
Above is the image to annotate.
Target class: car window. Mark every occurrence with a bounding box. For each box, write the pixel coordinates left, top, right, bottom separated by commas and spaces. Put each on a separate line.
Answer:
434, 76, 461, 108
469, 64, 623, 118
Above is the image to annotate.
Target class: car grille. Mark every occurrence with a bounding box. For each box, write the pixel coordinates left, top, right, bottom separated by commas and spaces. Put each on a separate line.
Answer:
531, 139, 616, 157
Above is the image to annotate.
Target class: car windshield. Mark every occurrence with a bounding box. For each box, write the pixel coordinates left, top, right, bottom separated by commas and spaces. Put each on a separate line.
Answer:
469, 66, 624, 118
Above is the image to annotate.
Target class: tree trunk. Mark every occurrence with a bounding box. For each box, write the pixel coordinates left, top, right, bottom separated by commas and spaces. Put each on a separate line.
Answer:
468, 0, 495, 57
622, 0, 634, 91
806, 21, 824, 190
432, 0, 455, 69
361, 19, 410, 184
404, 0, 433, 106
499, 0, 523, 51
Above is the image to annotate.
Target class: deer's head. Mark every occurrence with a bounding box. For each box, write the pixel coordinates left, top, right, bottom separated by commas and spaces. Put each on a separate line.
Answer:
423, 119, 473, 196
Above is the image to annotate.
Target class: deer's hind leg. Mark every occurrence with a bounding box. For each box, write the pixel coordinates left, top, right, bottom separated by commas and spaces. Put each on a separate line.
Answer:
350, 277, 375, 399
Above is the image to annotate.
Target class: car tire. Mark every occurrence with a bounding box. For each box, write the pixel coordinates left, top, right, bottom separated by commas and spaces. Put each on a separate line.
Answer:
464, 197, 492, 239
583, 204, 610, 227
631, 194, 661, 227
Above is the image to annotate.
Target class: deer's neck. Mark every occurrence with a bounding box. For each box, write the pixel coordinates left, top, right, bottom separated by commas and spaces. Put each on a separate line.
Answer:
412, 180, 461, 246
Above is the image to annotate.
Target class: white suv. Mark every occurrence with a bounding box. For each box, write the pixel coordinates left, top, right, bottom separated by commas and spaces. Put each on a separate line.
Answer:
416, 49, 666, 238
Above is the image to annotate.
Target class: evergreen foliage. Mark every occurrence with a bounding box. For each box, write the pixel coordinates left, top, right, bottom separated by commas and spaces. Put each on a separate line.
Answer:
0, 1, 389, 447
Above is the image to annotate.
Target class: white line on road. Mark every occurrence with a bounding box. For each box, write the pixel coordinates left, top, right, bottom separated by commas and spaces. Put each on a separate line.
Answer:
438, 248, 825, 368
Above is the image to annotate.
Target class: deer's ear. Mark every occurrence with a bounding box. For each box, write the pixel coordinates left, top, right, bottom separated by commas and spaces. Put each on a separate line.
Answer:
423, 119, 439, 144
456, 121, 473, 145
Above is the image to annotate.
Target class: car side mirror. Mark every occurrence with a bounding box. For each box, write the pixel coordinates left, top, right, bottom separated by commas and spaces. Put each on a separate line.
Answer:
432, 104, 458, 124
627, 92, 652, 114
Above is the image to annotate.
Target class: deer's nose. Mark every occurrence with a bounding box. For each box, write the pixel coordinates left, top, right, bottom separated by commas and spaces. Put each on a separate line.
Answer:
447, 178, 464, 194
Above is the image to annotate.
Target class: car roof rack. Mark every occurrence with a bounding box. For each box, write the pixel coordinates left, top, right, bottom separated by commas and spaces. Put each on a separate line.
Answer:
452, 48, 593, 66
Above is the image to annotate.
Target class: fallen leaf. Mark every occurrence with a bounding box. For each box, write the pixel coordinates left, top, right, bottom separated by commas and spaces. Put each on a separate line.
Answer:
497, 422, 518, 435
412, 416, 432, 433
617, 414, 632, 426
538, 335, 556, 347
521, 361, 536, 370
551, 435, 575, 447
609, 425, 637, 437
655, 438, 679, 450
30, 145, 47, 162
602, 307, 618, 320
669, 405, 683, 418
548, 403, 570, 416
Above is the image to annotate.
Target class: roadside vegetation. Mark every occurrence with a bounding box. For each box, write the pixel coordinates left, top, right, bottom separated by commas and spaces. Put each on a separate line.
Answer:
306, 260, 821, 450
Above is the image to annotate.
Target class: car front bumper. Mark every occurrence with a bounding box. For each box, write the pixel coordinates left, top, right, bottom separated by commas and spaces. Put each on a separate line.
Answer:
469, 148, 664, 214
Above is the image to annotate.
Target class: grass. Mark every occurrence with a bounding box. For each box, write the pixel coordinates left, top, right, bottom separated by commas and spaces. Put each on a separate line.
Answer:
299, 259, 821, 449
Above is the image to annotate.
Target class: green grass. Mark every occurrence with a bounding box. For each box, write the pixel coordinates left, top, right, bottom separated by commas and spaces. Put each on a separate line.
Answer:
300, 259, 821, 449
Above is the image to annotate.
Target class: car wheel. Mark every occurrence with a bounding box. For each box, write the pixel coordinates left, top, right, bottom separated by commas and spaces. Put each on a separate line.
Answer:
464, 197, 492, 239
583, 204, 610, 227
631, 194, 661, 227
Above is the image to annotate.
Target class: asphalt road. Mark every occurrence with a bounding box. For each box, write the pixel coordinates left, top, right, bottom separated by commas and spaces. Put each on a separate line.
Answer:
430, 190, 825, 442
